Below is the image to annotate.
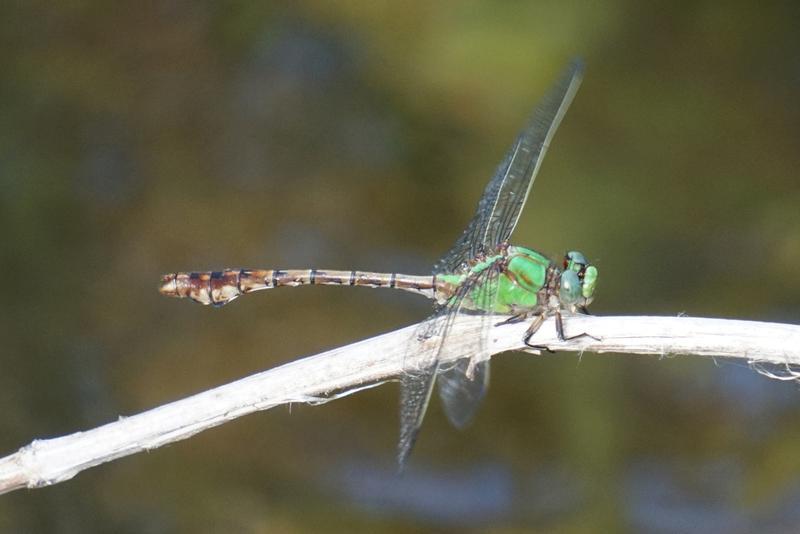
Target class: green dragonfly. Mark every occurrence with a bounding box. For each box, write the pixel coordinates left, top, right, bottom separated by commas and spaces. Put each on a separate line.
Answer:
159, 59, 597, 468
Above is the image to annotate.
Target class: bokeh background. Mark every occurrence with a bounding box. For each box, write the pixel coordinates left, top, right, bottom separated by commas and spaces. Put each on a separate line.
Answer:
1, 2, 799, 532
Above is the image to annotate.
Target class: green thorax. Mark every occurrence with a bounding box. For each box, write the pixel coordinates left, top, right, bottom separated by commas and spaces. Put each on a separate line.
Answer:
437, 245, 551, 314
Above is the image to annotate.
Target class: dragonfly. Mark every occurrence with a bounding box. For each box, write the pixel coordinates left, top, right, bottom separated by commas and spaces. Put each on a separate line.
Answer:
159, 59, 598, 468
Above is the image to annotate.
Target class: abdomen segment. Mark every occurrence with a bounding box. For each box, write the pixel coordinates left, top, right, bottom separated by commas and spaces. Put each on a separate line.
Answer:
159, 269, 447, 306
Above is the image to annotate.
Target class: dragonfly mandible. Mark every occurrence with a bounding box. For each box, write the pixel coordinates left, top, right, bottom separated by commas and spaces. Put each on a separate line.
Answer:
159, 59, 597, 468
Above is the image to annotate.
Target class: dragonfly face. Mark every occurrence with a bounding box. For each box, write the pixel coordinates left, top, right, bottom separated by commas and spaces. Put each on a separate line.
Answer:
559, 250, 598, 312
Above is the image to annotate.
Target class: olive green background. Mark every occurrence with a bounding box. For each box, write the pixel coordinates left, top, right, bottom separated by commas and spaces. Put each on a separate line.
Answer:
1, 2, 799, 532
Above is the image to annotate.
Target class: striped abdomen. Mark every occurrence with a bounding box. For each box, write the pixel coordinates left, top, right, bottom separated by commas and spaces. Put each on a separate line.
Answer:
159, 269, 453, 306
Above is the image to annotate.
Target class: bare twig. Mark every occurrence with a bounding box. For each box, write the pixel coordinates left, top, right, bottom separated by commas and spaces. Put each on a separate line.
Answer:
1, 315, 799, 495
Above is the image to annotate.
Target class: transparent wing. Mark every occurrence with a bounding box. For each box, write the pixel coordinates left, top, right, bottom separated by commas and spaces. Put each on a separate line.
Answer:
398, 285, 473, 468
437, 353, 490, 429
434, 59, 584, 275
398, 312, 444, 468
436, 263, 500, 429
398, 354, 438, 468
398, 265, 500, 468
398, 60, 584, 468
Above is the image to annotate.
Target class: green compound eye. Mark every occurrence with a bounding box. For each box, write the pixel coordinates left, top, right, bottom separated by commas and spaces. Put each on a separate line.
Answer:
559, 270, 582, 304
564, 250, 588, 272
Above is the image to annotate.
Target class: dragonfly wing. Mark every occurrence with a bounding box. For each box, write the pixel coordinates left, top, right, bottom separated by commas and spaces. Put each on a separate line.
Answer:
435, 59, 584, 274
399, 60, 584, 467
398, 263, 502, 468
436, 264, 499, 428
437, 358, 490, 429
397, 268, 487, 468
398, 360, 439, 468
398, 309, 452, 469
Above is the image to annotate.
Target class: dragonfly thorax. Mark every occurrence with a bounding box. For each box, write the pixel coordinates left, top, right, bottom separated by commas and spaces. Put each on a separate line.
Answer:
497, 245, 597, 315
439, 245, 597, 316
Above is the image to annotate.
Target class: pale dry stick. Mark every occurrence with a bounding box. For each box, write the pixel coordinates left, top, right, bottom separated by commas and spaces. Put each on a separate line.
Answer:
1, 315, 799, 495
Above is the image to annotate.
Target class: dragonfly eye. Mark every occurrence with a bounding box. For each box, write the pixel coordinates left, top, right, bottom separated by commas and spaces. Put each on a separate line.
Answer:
564, 251, 589, 273
561, 251, 597, 304
559, 270, 582, 304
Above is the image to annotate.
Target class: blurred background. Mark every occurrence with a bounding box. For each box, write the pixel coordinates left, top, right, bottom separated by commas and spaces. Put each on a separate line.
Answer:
1, 1, 799, 532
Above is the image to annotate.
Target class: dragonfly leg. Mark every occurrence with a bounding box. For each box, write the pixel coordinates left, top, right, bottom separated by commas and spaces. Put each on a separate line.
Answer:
555, 311, 566, 340
495, 313, 528, 327
524, 311, 600, 351
523, 313, 555, 352
555, 310, 601, 342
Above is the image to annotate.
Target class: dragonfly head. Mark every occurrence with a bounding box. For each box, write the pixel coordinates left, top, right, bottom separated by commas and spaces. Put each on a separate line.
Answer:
558, 251, 598, 311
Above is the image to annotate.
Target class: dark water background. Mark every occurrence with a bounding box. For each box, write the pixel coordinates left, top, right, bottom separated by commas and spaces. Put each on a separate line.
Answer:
1, 2, 799, 532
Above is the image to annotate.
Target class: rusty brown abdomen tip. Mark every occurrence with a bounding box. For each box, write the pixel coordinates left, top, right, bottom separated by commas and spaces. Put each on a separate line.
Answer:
158, 271, 243, 305
159, 273, 180, 298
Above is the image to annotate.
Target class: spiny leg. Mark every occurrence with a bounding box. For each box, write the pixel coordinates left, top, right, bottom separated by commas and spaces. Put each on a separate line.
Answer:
523, 311, 600, 351
494, 313, 529, 327
555, 310, 601, 342
523, 313, 553, 352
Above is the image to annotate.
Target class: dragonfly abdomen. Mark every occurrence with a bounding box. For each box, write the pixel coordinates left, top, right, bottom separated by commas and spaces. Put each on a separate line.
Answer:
159, 268, 444, 306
